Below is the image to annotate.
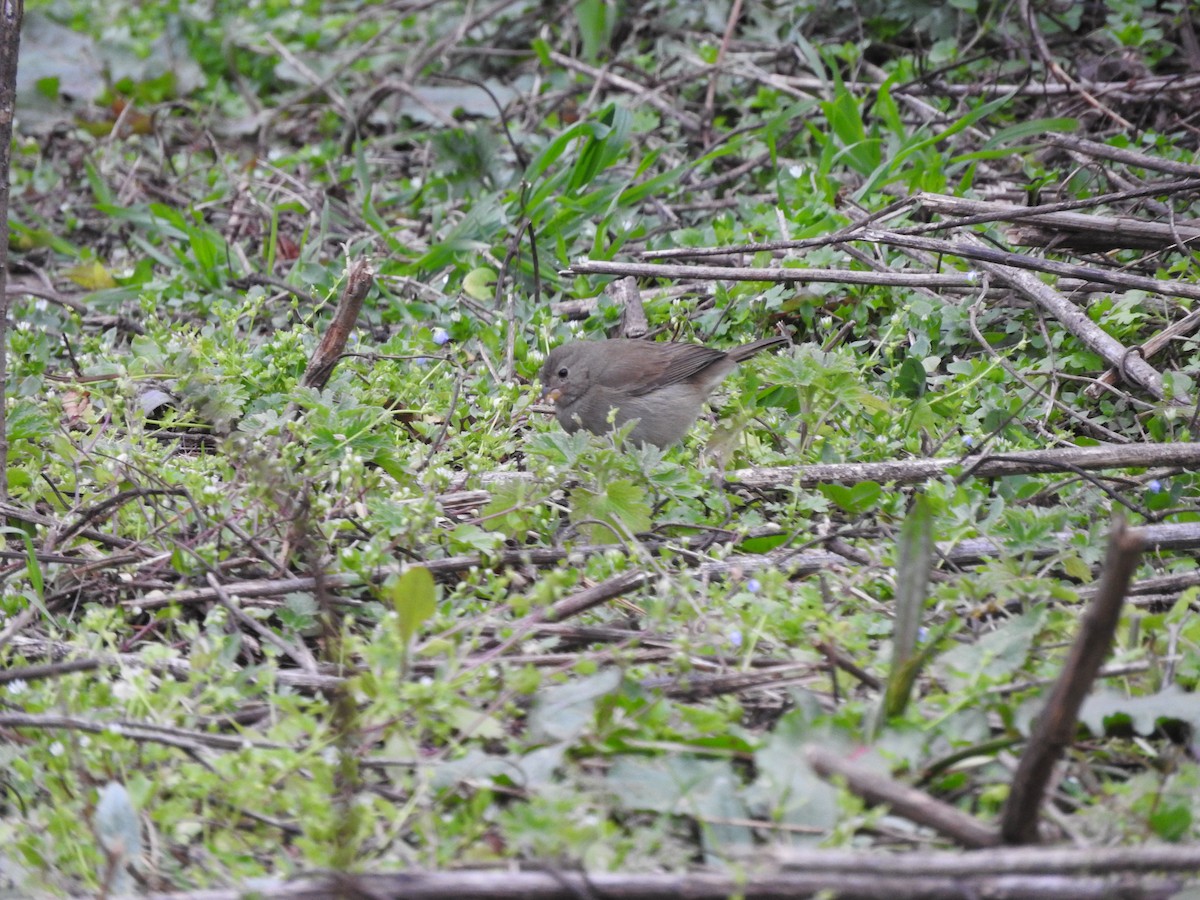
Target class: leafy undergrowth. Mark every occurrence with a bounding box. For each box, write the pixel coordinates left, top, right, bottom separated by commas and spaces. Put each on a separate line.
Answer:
4, 0, 1200, 894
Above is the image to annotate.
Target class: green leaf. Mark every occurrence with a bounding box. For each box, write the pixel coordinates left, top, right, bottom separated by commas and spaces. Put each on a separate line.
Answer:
819, 481, 883, 515
463, 266, 497, 300
855, 91, 1017, 197
449, 523, 505, 555
570, 478, 652, 542
445, 703, 505, 740
64, 260, 117, 290
606, 756, 752, 862
6, 400, 52, 442
481, 479, 548, 539
936, 610, 1044, 688
186, 221, 225, 277
575, 0, 612, 62
570, 104, 631, 191
896, 355, 927, 399
528, 668, 623, 744
0, 526, 46, 612
35, 75, 60, 101
882, 493, 934, 720
747, 711, 840, 833
1060, 554, 1092, 583
1150, 801, 1191, 842
738, 532, 788, 554
384, 566, 437, 646
983, 117, 1078, 147
431, 743, 567, 791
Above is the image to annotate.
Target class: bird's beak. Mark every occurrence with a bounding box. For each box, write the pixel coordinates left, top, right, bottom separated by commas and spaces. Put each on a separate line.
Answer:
541, 387, 562, 404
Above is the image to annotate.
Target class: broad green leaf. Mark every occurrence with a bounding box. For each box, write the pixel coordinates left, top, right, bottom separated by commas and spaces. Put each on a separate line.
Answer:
463, 266, 497, 300
1061, 554, 1092, 583
819, 481, 882, 515
64, 260, 117, 290
606, 756, 752, 862
384, 566, 437, 646
936, 609, 1044, 688
896, 355, 927, 399
432, 744, 568, 791
528, 668, 622, 744
570, 478, 652, 542
448, 523, 505, 555
445, 704, 505, 740
1149, 801, 1192, 842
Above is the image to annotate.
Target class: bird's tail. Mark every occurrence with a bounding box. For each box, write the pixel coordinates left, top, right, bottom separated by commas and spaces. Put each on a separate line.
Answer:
726, 335, 788, 362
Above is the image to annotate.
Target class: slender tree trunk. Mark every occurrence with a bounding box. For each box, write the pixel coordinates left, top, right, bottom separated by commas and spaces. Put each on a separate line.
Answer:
0, 0, 24, 500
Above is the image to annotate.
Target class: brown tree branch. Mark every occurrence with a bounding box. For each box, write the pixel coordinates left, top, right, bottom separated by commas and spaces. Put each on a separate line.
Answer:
806, 744, 1000, 849
1000, 518, 1145, 844
301, 257, 375, 391
110, 859, 1191, 900
724, 442, 1200, 491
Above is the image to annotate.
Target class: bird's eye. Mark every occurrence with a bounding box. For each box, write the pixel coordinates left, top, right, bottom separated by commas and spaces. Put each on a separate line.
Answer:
557, 367, 568, 378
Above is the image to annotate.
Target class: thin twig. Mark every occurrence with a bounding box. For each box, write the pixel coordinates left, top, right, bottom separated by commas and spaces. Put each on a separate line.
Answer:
1020, 0, 1133, 130
563, 258, 978, 289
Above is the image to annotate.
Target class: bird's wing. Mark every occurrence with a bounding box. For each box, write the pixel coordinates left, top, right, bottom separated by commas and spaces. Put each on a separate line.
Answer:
593, 342, 728, 397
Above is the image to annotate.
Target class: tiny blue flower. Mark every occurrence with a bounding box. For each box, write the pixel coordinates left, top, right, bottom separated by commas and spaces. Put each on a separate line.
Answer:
963, 435, 975, 448
1147, 479, 1163, 494
432, 328, 451, 346
728, 629, 742, 648
746, 578, 761, 594
917, 626, 929, 643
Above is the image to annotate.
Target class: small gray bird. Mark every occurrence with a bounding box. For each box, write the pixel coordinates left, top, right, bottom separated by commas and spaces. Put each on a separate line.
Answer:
539, 336, 786, 447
